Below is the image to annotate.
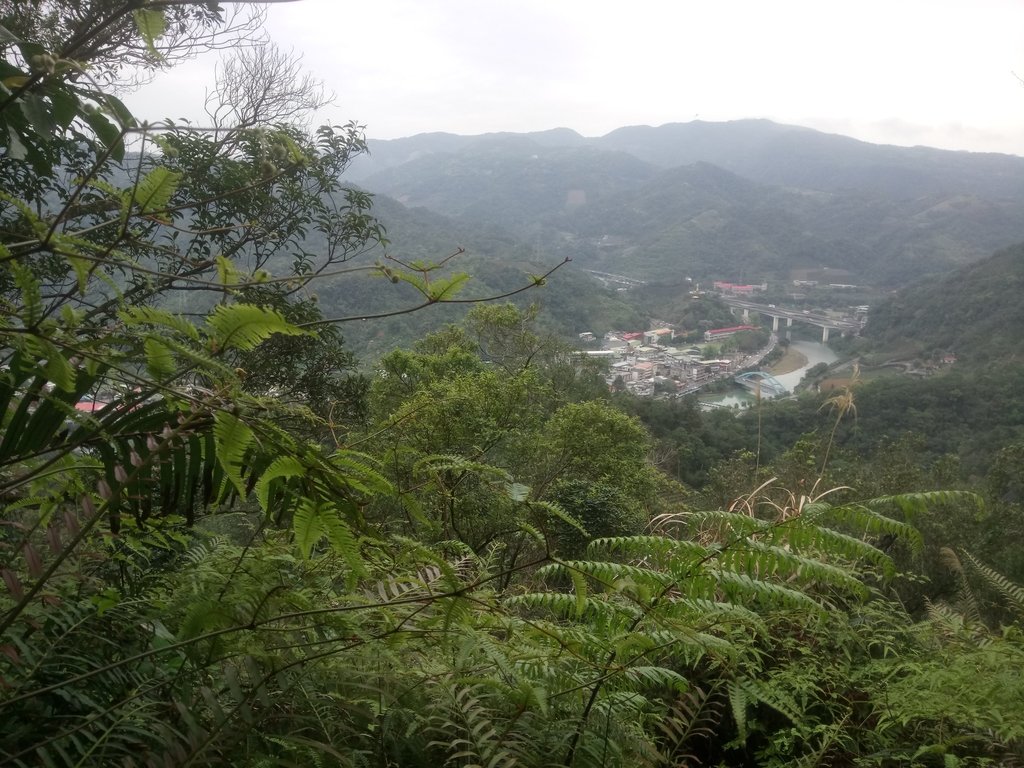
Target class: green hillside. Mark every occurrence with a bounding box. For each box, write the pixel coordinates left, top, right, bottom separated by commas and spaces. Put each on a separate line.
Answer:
863, 241, 1024, 362
309, 192, 646, 359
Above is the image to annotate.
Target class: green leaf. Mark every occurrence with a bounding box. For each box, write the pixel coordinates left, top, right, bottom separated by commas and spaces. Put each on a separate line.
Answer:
143, 337, 176, 379
121, 306, 200, 340
43, 349, 75, 392
215, 254, 242, 288
320, 505, 366, 580
10, 261, 42, 325
293, 499, 321, 559
213, 411, 254, 497
427, 272, 470, 302
0, 23, 22, 44
82, 108, 124, 161
18, 92, 54, 137
506, 482, 530, 502
568, 567, 587, 618
131, 166, 180, 215
100, 93, 138, 129
63, 251, 91, 294
5, 125, 28, 160
133, 8, 166, 57
255, 455, 305, 513
48, 85, 78, 128
207, 304, 307, 352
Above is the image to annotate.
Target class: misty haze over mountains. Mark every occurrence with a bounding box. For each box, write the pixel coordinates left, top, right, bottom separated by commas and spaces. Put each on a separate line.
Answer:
344, 119, 1024, 287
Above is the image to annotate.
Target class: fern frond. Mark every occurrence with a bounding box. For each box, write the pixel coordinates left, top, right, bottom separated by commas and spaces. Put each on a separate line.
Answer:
961, 550, 1024, 617
784, 522, 897, 580
540, 560, 673, 594
824, 502, 924, 554
734, 676, 806, 729
505, 592, 642, 625
623, 665, 689, 693
213, 410, 254, 498
719, 540, 869, 599
587, 535, 707, 566
120, 305, 201, 340
657, 686, 724, 766
207, 303, 308, 352
713, 570, 826, 615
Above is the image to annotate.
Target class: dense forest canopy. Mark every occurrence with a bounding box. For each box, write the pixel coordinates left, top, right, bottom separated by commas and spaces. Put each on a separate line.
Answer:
2, 3, 1024, 767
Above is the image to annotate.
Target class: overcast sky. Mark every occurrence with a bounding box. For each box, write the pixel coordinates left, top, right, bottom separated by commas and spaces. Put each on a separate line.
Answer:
128, 0, 1024, 155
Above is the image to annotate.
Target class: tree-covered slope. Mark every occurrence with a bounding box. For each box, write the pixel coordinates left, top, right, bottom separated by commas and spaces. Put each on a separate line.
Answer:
358, 138, 657, 234
562, 162, 1024, 284
863, 241, 1024, 362
308, 192, 646, 359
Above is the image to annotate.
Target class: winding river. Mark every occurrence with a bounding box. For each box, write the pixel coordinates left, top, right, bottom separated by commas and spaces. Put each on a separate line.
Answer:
700, 340, 838, 409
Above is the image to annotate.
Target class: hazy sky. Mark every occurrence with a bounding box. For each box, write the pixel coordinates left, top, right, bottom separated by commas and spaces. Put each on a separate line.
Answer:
128, 0, 1024, 155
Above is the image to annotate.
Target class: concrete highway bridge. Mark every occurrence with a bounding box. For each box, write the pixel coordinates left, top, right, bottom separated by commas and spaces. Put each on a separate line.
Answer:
583, 270, 647, 288
721, 298, 861, 342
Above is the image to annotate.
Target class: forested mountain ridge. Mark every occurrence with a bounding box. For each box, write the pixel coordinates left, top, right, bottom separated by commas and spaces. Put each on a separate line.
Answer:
596, 120, 1024, 198
351, 119, 1024, 199
348, 120, 1024, 286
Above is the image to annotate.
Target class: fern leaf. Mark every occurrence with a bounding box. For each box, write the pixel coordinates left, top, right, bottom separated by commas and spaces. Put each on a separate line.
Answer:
254, 455, 305, 513
734, 676, 805, 729
293, 498, 321, 559
826, 502, 924, 554
121, 305, 200, 340
568, 567, 588, 619
9, 261, 42, 325
320, 503, 366, 581
207, 304, 307, 352
143, 336, 176, 380
213, 410, 254, 497
962, 550, 1024, 616
729, 681, 749, 742
131, 166, 180, 215
623, 665, 689, 693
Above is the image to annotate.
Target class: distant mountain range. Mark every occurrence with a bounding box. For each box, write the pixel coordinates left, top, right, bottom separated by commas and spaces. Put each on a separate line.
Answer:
345, 120, 1024, 287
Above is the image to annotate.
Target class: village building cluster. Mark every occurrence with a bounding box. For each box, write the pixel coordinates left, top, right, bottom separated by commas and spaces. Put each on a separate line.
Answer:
580, 325, 774, 397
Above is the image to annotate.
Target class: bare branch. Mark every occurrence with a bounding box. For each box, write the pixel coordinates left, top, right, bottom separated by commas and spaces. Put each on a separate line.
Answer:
205, 41, 331, 132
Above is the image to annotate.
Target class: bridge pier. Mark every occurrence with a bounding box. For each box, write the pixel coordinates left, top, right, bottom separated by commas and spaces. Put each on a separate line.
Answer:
821, 326, 830, 343
771, 315, 779, 332
742, 308, 749, 322
786, 317, 793, 328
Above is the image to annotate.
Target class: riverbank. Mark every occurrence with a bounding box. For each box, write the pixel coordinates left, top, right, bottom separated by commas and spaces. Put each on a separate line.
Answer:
767, 346, 808, 376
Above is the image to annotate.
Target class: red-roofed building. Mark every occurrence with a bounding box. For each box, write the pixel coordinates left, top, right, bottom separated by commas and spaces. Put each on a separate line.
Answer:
74, 399, 112, 413
704, 325, 756, 342
713, 281, 766, 296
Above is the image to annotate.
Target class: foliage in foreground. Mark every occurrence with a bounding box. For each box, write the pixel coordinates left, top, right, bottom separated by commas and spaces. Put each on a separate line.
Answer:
9, 476, 1017, 767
